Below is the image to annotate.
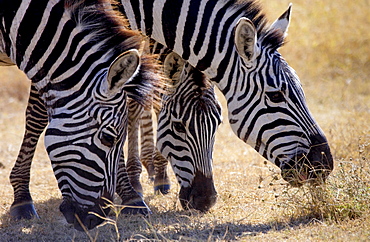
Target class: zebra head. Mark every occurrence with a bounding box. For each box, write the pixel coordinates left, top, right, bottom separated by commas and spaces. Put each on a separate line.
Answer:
228, 5, 333, 186
157, 53, 222, 212
45, 50, 141, 230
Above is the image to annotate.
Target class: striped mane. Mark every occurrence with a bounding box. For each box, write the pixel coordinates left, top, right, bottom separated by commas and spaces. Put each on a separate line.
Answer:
65, 0, 142, 59
65, 0, 165, 108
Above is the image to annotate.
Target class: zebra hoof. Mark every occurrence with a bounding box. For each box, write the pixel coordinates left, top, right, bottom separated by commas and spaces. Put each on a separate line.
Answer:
121, 200, 152, 216
10, 202, 40, 220
154, 184, 171, 195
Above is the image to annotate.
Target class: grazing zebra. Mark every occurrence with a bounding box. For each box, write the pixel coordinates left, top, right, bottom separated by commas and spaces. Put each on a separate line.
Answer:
158, 52, 222, 211
0, 0, 164, 230
121, 0, 334, 186
125, 46, 222, 212
4, 29, 221, 215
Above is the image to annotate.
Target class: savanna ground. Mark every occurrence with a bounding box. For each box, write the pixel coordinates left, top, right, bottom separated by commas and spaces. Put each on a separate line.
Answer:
0, 0, 369, 241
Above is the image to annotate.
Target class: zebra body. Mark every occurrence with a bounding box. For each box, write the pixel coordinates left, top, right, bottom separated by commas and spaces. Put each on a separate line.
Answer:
0, 0, 163, 230
122, 0, 333, 185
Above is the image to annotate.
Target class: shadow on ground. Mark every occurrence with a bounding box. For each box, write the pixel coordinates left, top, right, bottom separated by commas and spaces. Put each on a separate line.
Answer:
119, 203, 320, 241
0, 196, 319, 241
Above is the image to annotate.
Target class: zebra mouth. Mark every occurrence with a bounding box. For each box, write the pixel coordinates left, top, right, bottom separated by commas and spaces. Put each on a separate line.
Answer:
59, 195, 111, 231
278, 148, 333, 187
178, 171, 217, 212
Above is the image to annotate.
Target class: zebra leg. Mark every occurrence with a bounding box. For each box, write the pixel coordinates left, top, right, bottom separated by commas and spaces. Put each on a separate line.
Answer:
116, 153, 151, 215
9, 85, 48, 220
153, 149, 171, 194
139, 109, 155, 182
126, 99, 144, 195
152, 109, 171, 194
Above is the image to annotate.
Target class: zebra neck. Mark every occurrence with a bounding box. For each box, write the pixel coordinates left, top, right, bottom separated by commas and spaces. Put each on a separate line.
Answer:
125, 0, 243, 93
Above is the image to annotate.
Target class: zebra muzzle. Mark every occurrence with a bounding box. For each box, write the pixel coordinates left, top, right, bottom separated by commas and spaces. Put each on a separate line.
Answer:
178, 171, 217, 212
279, 137, 333, 187
59, 197, 110, 231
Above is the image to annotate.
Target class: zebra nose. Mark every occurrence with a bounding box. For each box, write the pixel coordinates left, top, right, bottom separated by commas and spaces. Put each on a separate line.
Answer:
79, 213, 105, 231
179, 171, 217, 212
59, 199, 109, 231
279, 138, 333, 187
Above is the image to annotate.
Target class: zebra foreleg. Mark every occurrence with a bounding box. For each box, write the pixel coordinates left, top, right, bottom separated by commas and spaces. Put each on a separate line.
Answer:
9, 85, 47, 220
116, 152, 151, 215
153, 149, 171, 194
126, 99, 144, 195
140, 108, 171, 194
139, 109, 155, 182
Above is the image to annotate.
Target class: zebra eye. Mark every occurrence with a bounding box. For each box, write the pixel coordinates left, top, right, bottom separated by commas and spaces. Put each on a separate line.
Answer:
266, 91, 285, 103
100, 131, 116, 147
173, 121, 186, 133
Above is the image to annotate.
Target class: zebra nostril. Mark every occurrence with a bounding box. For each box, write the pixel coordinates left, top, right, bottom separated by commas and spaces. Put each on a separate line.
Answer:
84, 213, 102, 230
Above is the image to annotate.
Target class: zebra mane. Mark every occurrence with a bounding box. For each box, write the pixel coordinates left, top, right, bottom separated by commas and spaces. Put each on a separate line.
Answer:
65, 0, 166, 108
65, 0, 139, 52
230, 0, 285, 50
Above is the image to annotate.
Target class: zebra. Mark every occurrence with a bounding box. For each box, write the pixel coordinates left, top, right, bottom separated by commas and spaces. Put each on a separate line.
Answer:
124, 44, 222, 212
4, 26, 222, 216
0, 0, 164, 230
121, 0, 334, 186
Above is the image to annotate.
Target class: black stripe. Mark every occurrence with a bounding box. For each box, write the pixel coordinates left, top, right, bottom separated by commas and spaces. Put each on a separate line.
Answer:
182, 0, 200, 60
16, 1, 49, 65
193, 0, 216, 55
24, 1, 64, 72
162, 0, 182, 50
143, 1, 154, 36
124, 0, 142, 30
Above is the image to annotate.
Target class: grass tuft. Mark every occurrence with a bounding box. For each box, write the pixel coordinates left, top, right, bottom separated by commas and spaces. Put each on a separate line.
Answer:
271, 150, 370, 224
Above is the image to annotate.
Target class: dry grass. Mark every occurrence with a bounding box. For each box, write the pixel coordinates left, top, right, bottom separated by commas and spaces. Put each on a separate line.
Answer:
0, 0, 369, 241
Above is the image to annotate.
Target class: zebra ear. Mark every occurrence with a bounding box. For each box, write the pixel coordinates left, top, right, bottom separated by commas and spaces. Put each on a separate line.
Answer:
234, 17, 259, 62
106, 49, 140, 96
163, 52, 185, 91
270, 3, 292, 37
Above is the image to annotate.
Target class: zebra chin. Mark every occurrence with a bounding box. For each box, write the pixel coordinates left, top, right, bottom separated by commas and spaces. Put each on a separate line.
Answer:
59, 193, 112, 231
278, 134, 334, 187
178, 171, 217, 212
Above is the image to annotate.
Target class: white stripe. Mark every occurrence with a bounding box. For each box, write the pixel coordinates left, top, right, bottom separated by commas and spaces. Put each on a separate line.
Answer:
173, 1, 191, 57
27, 10, 70, 79
9, 0, 32, 61
122, 1, 138, 30
188, 0, 208, 66
42, 44, 112, 108
20, 0, 60, 70
152, 0, 166, 46
138, 1, 146, 35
